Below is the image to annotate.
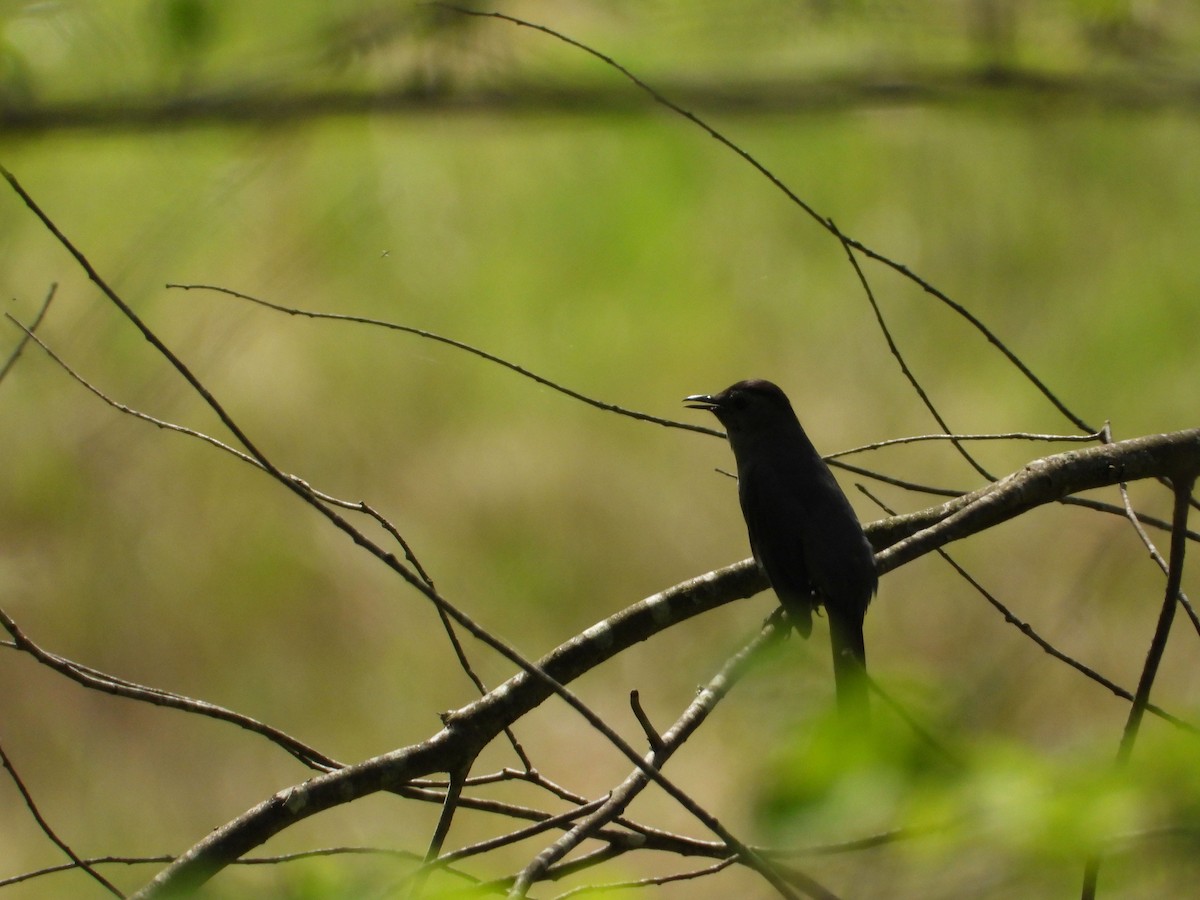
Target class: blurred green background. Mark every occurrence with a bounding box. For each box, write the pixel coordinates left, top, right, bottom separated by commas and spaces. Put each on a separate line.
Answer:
2, 1, 1199, 897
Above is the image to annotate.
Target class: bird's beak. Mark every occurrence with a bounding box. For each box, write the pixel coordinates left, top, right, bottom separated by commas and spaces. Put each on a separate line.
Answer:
684, 393, 720, 411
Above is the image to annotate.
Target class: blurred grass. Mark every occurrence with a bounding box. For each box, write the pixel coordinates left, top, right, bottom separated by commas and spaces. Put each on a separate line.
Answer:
1, 2, 1199, 897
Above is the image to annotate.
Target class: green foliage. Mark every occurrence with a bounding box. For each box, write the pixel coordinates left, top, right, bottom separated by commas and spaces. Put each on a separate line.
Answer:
156, 0, 220, 55
758, 707, 1200, 890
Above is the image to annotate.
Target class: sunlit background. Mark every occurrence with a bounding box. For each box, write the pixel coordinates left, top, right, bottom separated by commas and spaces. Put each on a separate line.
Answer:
1, 2, 1199, 897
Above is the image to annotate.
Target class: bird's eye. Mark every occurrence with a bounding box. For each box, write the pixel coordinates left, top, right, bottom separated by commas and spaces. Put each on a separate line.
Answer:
730, 394, 749, 411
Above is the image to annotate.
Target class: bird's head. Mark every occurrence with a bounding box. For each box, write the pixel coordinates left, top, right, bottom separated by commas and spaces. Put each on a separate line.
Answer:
684, 379, 797, 437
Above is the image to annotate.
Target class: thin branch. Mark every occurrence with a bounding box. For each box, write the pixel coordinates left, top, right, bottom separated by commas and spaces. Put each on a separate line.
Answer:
1116, 474, 1195, 760
831, 221, 993, 480
0, 847, 456, 889
404, 769, 758, 861
0, 737, 126, 897
1064, 495, 1200, 544
400, 781, 759, 864
6, 312, 444, 577
433, 603, 535, 771
846, 237, 1095, 433
0, 282, 55, 385
829, 429, 1105, 459
830, 458, 967, 498
399, 784, 564, 823
550, 858, 737, 899
0, 857, 169, 889
413, 768, 588, 806
432, 798, 611, 867
168, 285, 1011, 513
0, 314, 768, 900
407, 762, 473, 898
1081, 471, 1197, 898
509, 621, 829, 900
0, 606, 342, 770
167, 282, 721, 438
1116, 480, 1200, 637
447, 6, 1095, 436
401, 783, 722, 867
6, 314, 535, 765
859, 487, 1194, 733
874, 430, 1200, 576
629, 690, 666, 754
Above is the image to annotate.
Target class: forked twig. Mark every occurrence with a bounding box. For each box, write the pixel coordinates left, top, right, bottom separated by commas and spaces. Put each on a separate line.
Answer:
831, 221, 993, 481
857, 488, 1194, 733
2, 167, 780, 900
6, 312, 537, 767
446, 5, 1094, 437
0, 738, 125, 897
1081, 471, 1197, 898
508, 620, 826, 899
0, 282, 56, 385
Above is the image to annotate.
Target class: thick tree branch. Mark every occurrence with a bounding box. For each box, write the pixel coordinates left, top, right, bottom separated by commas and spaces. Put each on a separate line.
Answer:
128, 428, 1198, 896
873, 429, 1200, 571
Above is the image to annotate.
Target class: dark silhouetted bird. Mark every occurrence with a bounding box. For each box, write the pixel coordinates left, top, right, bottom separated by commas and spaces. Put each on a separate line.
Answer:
686, 379, 877, 715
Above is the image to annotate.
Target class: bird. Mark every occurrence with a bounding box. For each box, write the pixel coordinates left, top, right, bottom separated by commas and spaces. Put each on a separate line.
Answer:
685, 379, 877, 716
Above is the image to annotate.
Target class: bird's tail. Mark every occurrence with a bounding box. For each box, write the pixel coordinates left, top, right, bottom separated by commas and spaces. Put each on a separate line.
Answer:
828, 612, 869, 720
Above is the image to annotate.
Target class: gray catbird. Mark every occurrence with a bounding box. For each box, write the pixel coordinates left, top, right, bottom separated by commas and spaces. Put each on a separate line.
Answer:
686, 379, 877, 715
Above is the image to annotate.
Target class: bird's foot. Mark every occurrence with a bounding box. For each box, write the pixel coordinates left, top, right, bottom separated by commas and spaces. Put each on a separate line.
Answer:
764, 606, 792, 638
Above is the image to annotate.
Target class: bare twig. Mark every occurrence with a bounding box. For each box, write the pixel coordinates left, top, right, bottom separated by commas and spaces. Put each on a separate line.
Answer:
509, 621, 827, 900
407, 762, 472, 899
0, 856, 169, 889
831, 221, 992, 481
432, 799, 612, 868
629, 690, 666, 754
858, 488, 1194, 733
167, 282, 721, 438
6, 313, 443, 582
830, 458, 967, 498
1116, 474, 1196, 758
446, 6, 1094, 436
844, 236, 1095, 433
0, 606, 342, 770
874, 430, 1200, 576
401, 780, 771, 865
551, 858, 737, 899
0, 168, 776, 898
6, 313, 535, 765
0, 847, 464, 890
1115, 480, 1200, 637
1064, 496, 1200, 544
166, 284, 990, 514
0, 283, 55, 386
829, 429, 1105, 458
0, 737, 126, 897
1081, 471, 1198, 899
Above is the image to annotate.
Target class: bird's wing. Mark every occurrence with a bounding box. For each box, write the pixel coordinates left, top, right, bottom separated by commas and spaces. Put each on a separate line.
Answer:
793, 463, 877, 622
738, 460, 815, 637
